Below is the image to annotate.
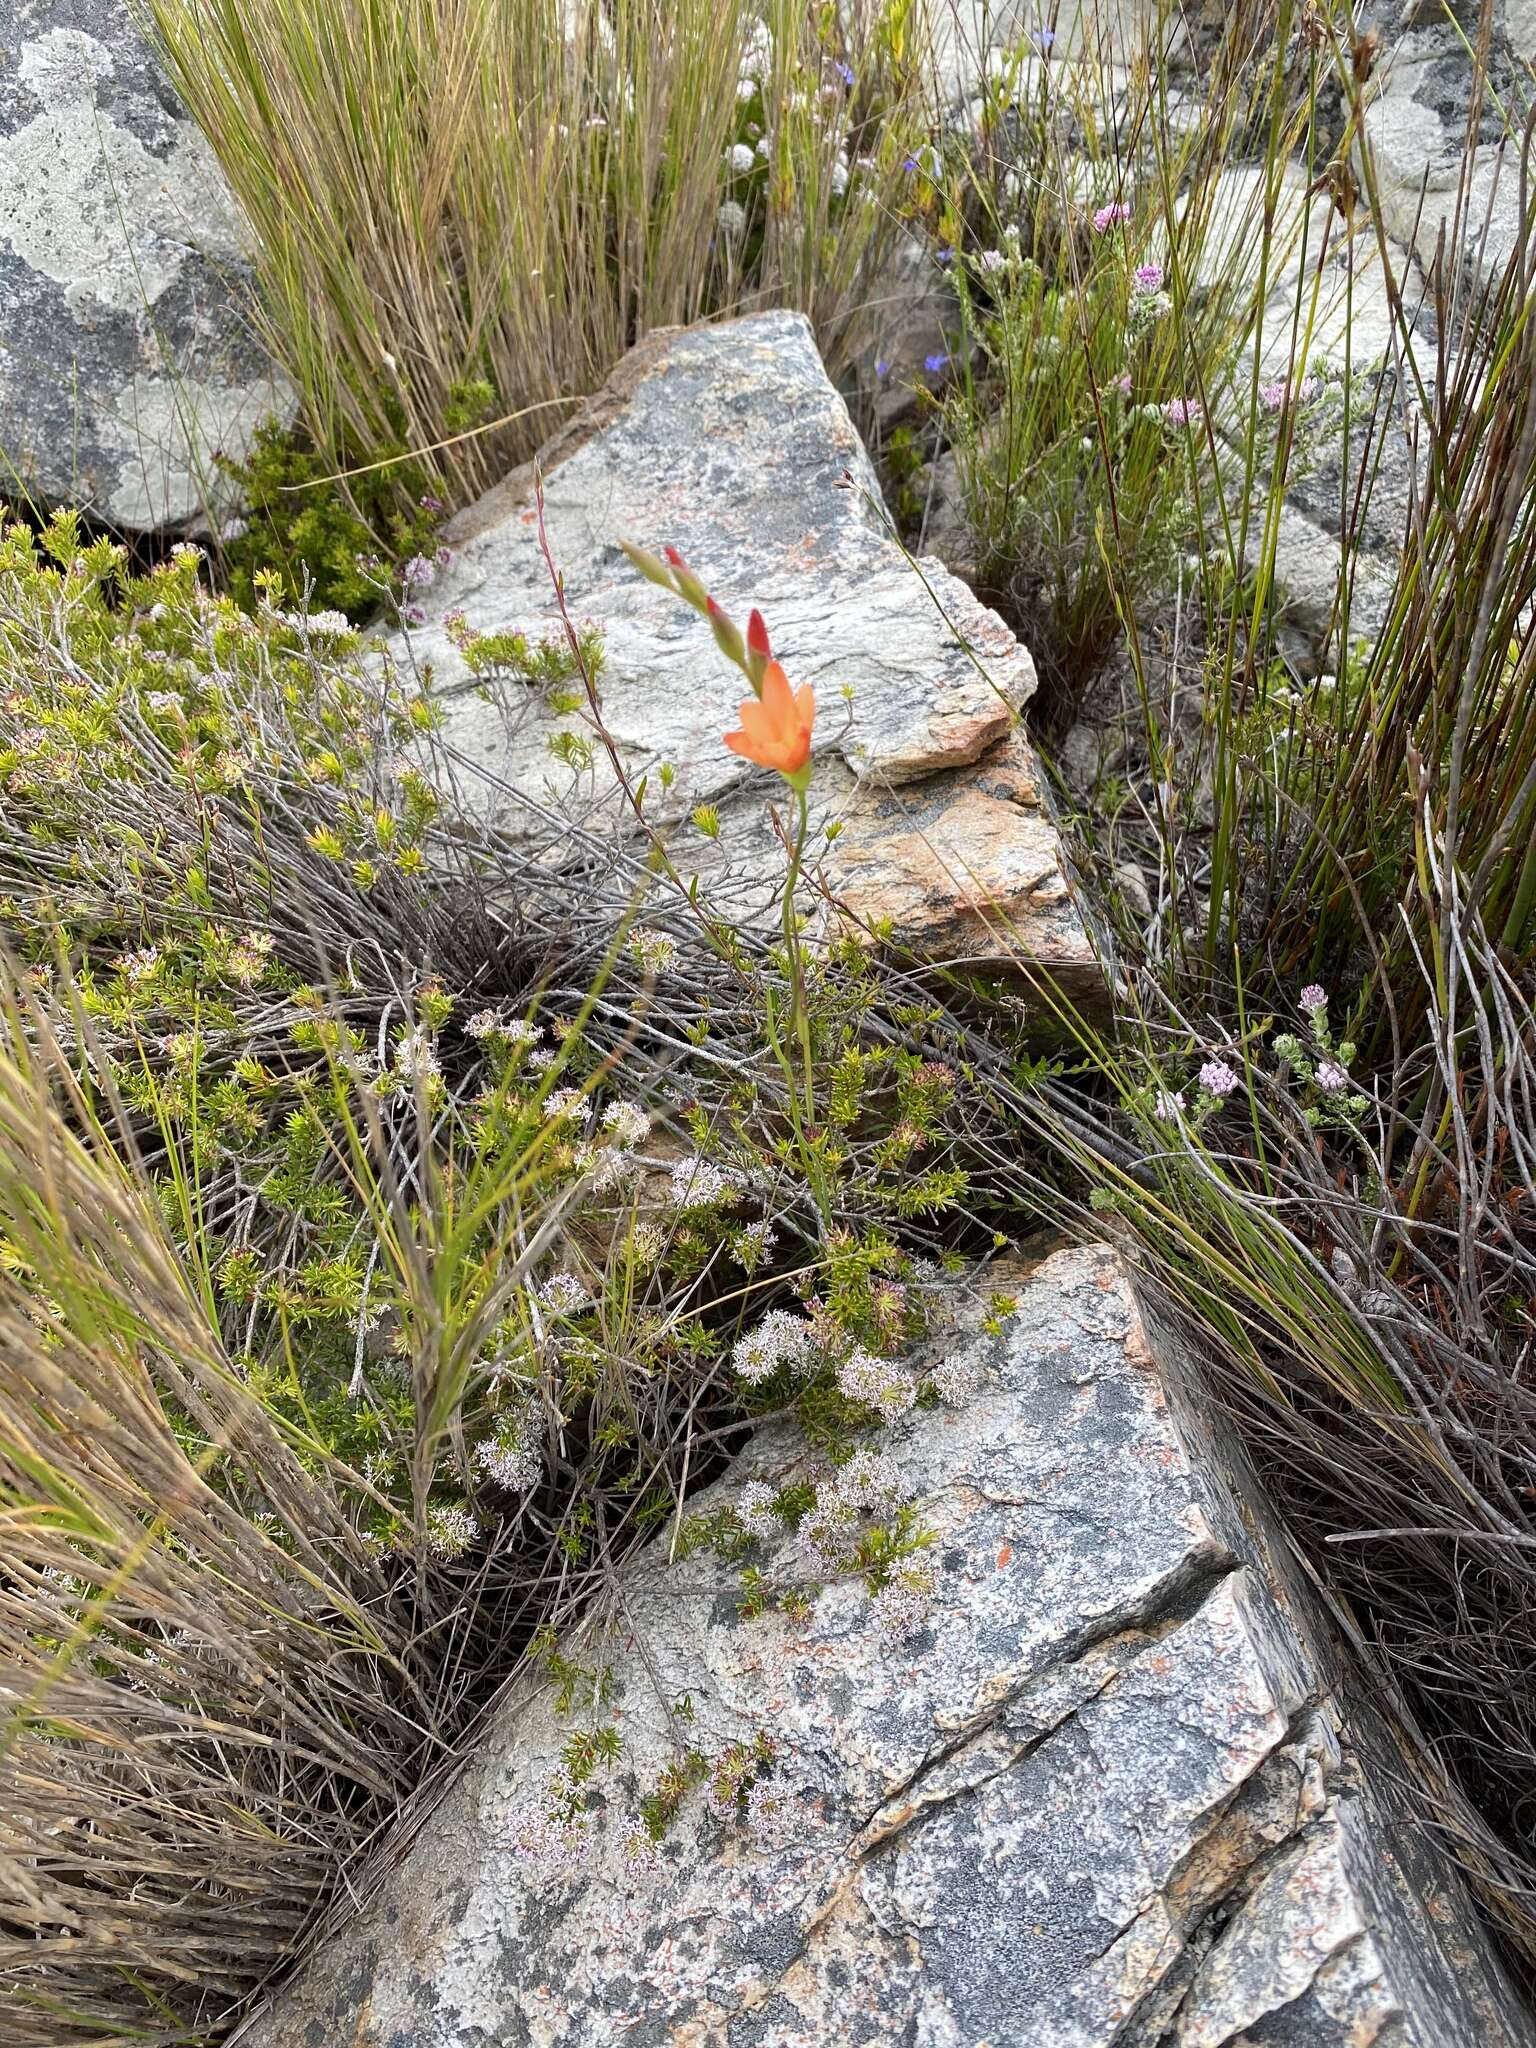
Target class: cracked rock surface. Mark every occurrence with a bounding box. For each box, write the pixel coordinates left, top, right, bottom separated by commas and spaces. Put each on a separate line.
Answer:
0, 0, 291, 528
401, 310, 1099, 1001
240, 1246, 1534, 2048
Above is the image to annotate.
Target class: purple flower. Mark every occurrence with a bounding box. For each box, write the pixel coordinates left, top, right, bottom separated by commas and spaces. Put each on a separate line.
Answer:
400, 601, 428, 628
1116, 371, 1133, 397
1132, 262, 1164, 294
874, 357, 890, 379
1258, 378, 1289, 412
902, 153, 920, 172
924, 350, 951, 374
1199, 1058, 1240, 1098
1092, 201, 1132, 234
1316, 1059, 1349, 1093
1034, 25, 1056, 48
834, 60, 855, 86
935, 247, 954, 268
1299, 983, 1327, 1012
419, 493, 446, 514
1154, 1088, 1186, 1118
1163, 396, 1202, 427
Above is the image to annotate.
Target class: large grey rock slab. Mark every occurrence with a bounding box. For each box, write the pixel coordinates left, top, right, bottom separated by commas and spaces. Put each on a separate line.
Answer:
0, 0, 292, 528
405, 311, 1100, 998
239, 1246, 1534, 2048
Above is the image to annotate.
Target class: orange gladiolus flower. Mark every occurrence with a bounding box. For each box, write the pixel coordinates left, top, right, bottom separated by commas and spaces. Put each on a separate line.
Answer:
724, 659, 815, 783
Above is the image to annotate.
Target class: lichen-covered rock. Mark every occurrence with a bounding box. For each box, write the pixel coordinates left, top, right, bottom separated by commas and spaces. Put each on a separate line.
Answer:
403, 310, 1100, 1000
241, 1247, 1534, 2048
0, 0, 292, 529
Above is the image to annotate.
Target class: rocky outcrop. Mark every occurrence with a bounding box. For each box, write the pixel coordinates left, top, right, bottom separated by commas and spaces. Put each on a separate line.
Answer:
1362, 16, 1531, 295
238, 1246, 1533, 2048
0, 0, 291, 529
403, 310, 1101, 1002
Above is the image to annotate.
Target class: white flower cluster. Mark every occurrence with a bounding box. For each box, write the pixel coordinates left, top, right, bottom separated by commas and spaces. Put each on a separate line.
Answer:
542, 1086, 591, 1125
734, 1218, 778, 1271
465, 1009, 540, 1047
425, 1501, 481, 1558
628, 925, 679, 973
796, 1495, 857, 1573
830, 1447, 910, 1512
538, 1272, 589, 1314
836, 1345, 917, 1419
743, 1775, 793, 1843
508, 1800, 591, 1887
668, 1156, 736, 1211
927, 1342, 986, 1407
732, 1308, 815, 1385
619, 1812, 667, 1879
576, 1140, 641, 1194
393, 1027, 440, 1081
870, 1566, 936, 1651
735, 1476, 780, 1540
602, 1100, 650, 1148
473, 1411, 541, 1494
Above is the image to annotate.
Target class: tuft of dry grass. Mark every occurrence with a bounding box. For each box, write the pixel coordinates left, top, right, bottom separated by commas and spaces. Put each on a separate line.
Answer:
143, 0, 929, 508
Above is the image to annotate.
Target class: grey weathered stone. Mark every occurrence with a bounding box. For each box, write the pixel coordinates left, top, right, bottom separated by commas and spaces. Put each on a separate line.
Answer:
1361, 28, 1528, 294
0, 0, 292, 529
240, 1245, 1534, 2048
404, 310, 1100, 998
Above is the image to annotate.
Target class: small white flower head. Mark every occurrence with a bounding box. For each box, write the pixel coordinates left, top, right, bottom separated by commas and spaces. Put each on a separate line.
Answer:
871, 1566, 936, 1651
736, 1477, 780, 1540
736, 72, 758, 101
542, 1086, 591, 1126
628, 1221, 665, 1269
619, 1812, 667, 1879
393, 1026, 440, 1081
739, 18, 772, 78
829, 156, 849, 196
929, 1342, 986, 1407
717, 198, 747, 237
116, 945, 161, 983
836, 1346, 917, 1419
975, 246, 1006, 271
668, 1156, 735, 1211
728, 141, 757, 175
538, 1271, 589, 1314
732, 1308, 814, 1385
426, 1501, 481, 1559
602, 1100, 650, 1148
734, 1218, 778, 1271
628, 925, 679, 973
744, 1775, 792, 1842
1299, 983, 1327, 1014
1154, 1087, 1186, 1119
509, 1801, 591, 1887
832, 1447, 909, 1511
1198, 1058, 1240, 1098
474, 1419, 542, 1494
1315, 1059, 1350, 1094
577, 1141, 639, 1194
400, 554, 437, 590
797, 1494, 857, 1573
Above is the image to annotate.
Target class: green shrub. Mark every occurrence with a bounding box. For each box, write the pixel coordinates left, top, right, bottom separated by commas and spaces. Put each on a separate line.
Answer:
216, 416, 443, 621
